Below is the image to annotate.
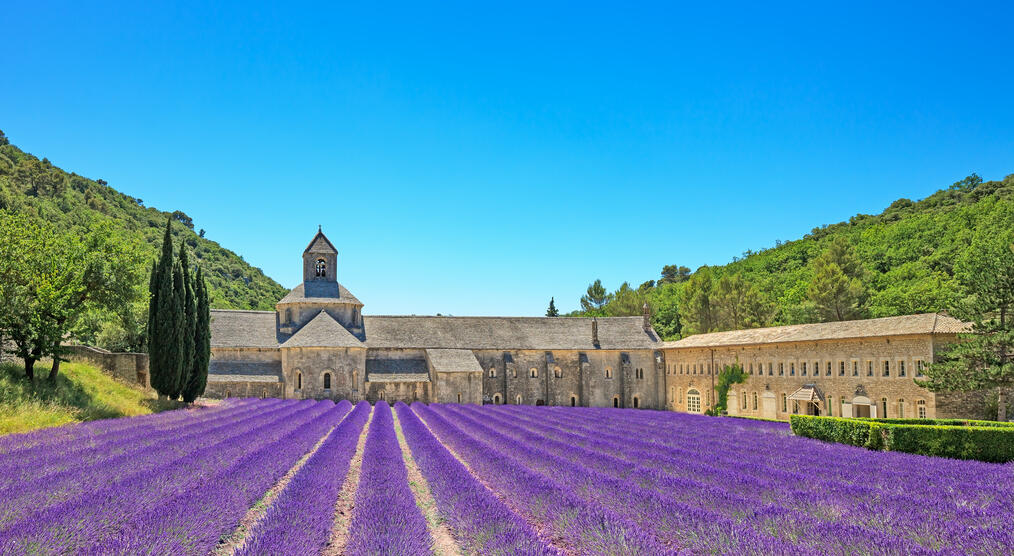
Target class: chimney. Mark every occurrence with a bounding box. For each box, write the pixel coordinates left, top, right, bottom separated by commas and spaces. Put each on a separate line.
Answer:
592, 317, 600, 347
642, 302, 651, 331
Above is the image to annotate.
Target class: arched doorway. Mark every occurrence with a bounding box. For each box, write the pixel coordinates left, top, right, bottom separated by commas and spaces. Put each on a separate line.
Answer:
632, 396, 640, 408
493, 393, 502, 404
851, 395, 873, 418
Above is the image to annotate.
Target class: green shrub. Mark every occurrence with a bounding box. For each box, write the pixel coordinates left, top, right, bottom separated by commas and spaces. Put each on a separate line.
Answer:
791, 415, 1014, 462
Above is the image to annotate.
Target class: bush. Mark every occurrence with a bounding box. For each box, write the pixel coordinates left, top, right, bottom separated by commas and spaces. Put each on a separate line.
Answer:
790, 415, 1014, 463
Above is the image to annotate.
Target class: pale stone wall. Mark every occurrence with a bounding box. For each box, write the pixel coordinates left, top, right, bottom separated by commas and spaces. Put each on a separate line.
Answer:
433, 371, 482, 404
662, 334, 950, 419
203, 380, 284, 399
282, 346, 365, 400
363, 381, 429, 404
63, 344, 151, 390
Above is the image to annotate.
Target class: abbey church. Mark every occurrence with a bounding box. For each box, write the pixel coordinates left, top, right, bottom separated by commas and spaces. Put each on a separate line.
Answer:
208, 229, 977, 419
207, 229, 664, 407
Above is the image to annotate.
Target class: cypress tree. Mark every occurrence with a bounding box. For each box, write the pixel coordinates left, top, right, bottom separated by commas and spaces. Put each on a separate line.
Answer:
149, 218, 177, 397
146, 259, 158, 351
177, 240, 196, 399
183, 267, 211, 403
168, 260, 187, 399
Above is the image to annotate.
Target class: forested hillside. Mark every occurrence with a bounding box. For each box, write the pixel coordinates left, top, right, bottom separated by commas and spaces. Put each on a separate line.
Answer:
571, 173, 1014, 340
0, 130, 287, 350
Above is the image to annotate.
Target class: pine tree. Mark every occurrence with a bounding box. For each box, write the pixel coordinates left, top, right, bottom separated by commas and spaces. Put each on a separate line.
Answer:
183, 267, 210, 403
807, 237, 867, 321
177, 240, 197, 400
546, 297, 560, 317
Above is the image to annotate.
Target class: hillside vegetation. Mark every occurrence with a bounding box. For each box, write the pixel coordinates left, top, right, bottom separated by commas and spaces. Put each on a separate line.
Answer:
0, 360, 175, 435
573, 173, 1014, 339
0, 130, 287, 350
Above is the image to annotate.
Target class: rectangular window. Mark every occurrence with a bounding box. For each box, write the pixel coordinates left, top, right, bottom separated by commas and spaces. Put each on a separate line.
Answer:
826, 361, 832, 376
827, 396, 833, 416
899, 360, 906, 377
749, 363, 754, 375
779, 363, 784, 376
752, 392, 758, 410
916, 360, 925, 377
853, 361, 859, 376
801, 362, 807, 376
867, 361, 873, 377
782, 393, 787, 412
769, 362, 774, 376
790, 363, 795, 376
742, 390, 747, 409
840, 361, 845, 376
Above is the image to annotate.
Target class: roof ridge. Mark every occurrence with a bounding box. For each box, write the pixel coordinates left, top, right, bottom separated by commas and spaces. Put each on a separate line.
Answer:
362, 315, 641, 320
210, 308, 275, 314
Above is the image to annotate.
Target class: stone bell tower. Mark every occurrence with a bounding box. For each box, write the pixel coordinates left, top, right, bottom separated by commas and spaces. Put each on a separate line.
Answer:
303, 225, 338, 284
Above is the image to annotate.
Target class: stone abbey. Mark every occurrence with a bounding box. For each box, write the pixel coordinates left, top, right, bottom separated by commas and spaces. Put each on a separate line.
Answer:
207, 229, 974, 419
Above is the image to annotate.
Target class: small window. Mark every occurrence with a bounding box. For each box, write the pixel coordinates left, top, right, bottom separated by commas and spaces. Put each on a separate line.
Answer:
768, 362, 774, 376
323, 373, 332, 390
881, 397, 888, 416
489, 368, 497, 378
790, 363, 795, 376
669, 387, 675, 403
917, 399, 927, 419
752, 392, 758, 411
261, 389, 267, 398
779, 363, 784, 376
826, 361, 831, 376
801, 362, 807, 376
781, 393, 787, 412
633, 396, 640, 408
296, 372, 302, 390
570, 395, 577, 407
457, 393, 462, 404
512, 368, 517, 378
605, 368, 613, 379
493, 393, 502, 404
379, 390, 385, 400
530, 368, 538, 378
883, 360, 890, 377
793, 401, 799, 414
613, 396, 620, 408
916, 360, 925, 377
741, 390, 747, 410
515, 395, 522, 405
898, 398, 905, 418
225, 389, 231, 398
749, 363, 754, 375
867, 361, 874, 377
899, 360, 906, 377
839, 361, 845, 376
554, 367, 563, 378
315, 258, 326, 278
827, 396, 833, 416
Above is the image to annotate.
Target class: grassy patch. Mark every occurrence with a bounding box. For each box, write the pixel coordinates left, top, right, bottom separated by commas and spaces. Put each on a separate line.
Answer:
0, 360, 177, 435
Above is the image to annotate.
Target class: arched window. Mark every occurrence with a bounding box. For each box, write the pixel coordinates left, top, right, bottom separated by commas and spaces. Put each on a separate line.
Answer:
670, 387, 675, 403
686, 390, 702, 414
493, 393, 502, 404
570, 395, 577, 407
605, 368, 613, 379
323, 373, 332, 390
315, 258, 326, 278
554, 367, 562, 378
260, 388, 267, 398
296, 371, 302, 390
512, 368, 517, 378
781, 393, 787, 412
225, 389, 231, 398
741, 390, 747, 409
881, 397, 888, 417
752, 392, 758, 411
633, 396, 640, 408
530, 368, 538, 378
917, 399, 927, 419
612, 396, 620, 408
457, 393, 462, 404
898, 398, 905, 418
515, 395, 522, 405
379, 390, 385, 400
489, 367, 497, 378
827, 396, 833, 416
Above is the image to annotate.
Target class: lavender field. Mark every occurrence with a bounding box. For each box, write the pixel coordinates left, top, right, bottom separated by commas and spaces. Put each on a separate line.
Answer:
1, 399, 1011, 555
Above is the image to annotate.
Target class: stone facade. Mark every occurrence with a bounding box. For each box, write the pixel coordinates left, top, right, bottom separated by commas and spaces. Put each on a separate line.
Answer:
660, 314, 972, 419
63, 344, 151, 391
207, 229, 663, 407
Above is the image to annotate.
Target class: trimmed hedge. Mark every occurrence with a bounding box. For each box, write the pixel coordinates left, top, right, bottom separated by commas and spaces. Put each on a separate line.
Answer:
859, 418, 1014, 428
790, 415, 1014, 463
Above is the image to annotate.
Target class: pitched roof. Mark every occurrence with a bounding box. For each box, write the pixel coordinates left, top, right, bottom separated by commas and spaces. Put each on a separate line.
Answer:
208, 359, 282, 382
362, 316, 660, 350
277, 282, 362, 306
663, 313, 970, 350
281, 311, 363, 348
426, 349, 483, 373
366, 358, 427, 374
366, 373, 431, 383
788, 385, 824, 403
304, 228, 338, 254
210, 310, 279, 348
209, 310, 659, 351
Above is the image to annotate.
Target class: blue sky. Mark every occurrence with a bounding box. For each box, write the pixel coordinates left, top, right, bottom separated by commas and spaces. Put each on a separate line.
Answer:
3, 1, 1013, 315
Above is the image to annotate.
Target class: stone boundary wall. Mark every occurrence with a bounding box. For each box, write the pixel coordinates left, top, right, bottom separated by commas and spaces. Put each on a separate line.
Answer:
63, 344, 152, 391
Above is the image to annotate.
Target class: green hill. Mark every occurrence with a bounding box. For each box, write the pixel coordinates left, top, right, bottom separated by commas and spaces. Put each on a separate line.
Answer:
0, 130, 287, 350
573, 173, 1014, 339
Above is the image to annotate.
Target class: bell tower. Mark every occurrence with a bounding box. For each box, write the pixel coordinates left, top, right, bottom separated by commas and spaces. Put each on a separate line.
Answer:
303, 226, 338, 284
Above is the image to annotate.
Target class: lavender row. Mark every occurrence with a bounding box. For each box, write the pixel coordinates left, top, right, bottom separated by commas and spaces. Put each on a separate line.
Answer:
91, 400, 354, 554
346, 401, 431, 556
0, 398, 304, 527
0, 397, 251, 459
491, 405, 1014, 553
452, 405, 919, 553
0, 397, 278, 489
237, 400, 371, 555
412, 403, 664, 555
394, 402, 555, 556
0, 399, 332, 553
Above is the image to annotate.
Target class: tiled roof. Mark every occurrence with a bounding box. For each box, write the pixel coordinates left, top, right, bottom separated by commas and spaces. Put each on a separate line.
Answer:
210, 310, 279, 348
366, 373, 431, 383
304, 229, 338, 254
366, 358, 427, 374
210, 310, 659, 351
426, 349, 483, 373
208, 360, 282, 383
277, 282, 362, 306
362, 316, 659, 350
281, 311, 363, 348
663, 313, 970, 349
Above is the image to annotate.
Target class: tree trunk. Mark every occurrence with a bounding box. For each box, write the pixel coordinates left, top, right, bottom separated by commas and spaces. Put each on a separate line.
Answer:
998, 387, 1007, 422
48, 358, 61, 382
24, 357, 35, 382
